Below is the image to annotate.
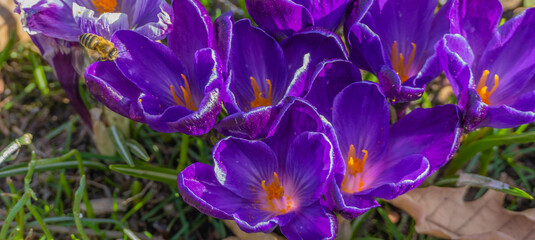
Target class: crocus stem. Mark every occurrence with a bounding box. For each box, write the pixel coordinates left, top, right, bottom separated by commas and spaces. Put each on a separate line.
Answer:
178, 134, 190, 171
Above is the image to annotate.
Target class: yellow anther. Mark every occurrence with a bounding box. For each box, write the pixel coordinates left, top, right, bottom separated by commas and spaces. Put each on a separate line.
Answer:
476, 70, 499, 105
391, 41, 417, 84
170, 74, 197, 111
341, 145, 369, 194
261, 172, 284, 200
250, 77, 273, 109
91, 0, 117, 13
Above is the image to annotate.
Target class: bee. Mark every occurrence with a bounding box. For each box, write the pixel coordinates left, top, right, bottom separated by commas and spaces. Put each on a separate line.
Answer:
79, 33, 118, 61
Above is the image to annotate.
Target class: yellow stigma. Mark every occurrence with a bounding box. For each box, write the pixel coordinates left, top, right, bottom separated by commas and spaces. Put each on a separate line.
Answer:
170, 74, 197, 111
91, 0, 118, 13
391, 41, 416, 84
262, 172, 284, 200
341, 145, 368, 193
250, 77, 273, 109
476, 70, 499, 105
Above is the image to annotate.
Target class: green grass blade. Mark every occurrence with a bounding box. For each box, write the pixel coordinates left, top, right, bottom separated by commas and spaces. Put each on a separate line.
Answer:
0, 133, 32, 165
0, 192, 30, 239
457, 173, 533, 199
0, 160, 107, 178
126, 139, 150, 161
109, 126, 135, 166
109, 164, 179, 185
74, 175, 90, 240
445, 131, 535, 176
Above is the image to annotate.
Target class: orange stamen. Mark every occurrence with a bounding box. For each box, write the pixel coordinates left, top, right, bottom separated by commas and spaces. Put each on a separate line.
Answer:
476, 70, 499, 105
261, 172, 284, 200
341, 145, 369, 193
250, 77, 273, 109
391, 41, 417, 84
170, 74, 197, 111
91, 0, 117, 13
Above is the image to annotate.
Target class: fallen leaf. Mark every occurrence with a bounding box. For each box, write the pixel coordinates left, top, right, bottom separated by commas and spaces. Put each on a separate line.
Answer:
91, 108, 116, 156
387, 186, 535, 240
500, 0, 522, 11
0, 0, 30, 49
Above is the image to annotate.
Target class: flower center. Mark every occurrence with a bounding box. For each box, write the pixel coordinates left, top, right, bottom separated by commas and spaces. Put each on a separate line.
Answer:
476, 70, 499, 105
391, 41, 417, 84
250, 76, 272, 109
260, 172, 294, 214
170, 74, 197, 111
92, 0, 118, 14
341, 144, 369, 194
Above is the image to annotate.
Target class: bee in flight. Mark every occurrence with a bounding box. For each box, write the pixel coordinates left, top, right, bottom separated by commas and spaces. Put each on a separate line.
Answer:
79, 33, 118, 61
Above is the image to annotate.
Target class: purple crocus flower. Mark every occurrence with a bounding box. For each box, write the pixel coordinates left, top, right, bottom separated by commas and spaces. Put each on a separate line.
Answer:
245, 0, 353, 39
85, 0, 230, 135
178, 99, 338, 240
437, 1, 535, 130
346, 0, 457, 103
215, 19, 347, 139
316, 82, 462, 218
15, 0, 173, 126
16, 0, 172, 42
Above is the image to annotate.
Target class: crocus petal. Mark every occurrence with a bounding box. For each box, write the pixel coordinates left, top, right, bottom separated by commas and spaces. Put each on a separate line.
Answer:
167, 49, 222, 135
458, 88, 488, 131
178, 163, 247, 219
266, 98, 345, 185
265, 99, 334, 166
245, 0, 314, 39
347, 23, 386, 73
111, 30, 188, 108
280, 203, 338, 240
308, 0, 351, 31
478, 104, 535, 129
478, 8, 535, 107
284, 132, 334, 207
365, 154, 429, 200
232, 206, 281, 233
227, 19, 289, 110
362, 0, 436, 64
385, 104, 462, 172
73, 3, 130, 40
30, 34, 91, 127
213, 137, 278, 200
305, 60, 362, 121
343, 0, 373, 38
111, 30, 221, 135
328, 180, 380, 219
128, 0, 173, 40
85, 61, 145, 122
215, 106, 283, 140
168, 0, 213, 70
17, 0, 81, 41
281, 28, 348, 96
213, 11, 233, 74
451, 0, 502, 62
433, 34, 474, 95
332, 82, 390, 166
377, 65, 425, 102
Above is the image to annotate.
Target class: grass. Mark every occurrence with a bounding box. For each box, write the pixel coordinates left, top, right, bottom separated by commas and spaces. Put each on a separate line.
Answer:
1, 1, 535, 239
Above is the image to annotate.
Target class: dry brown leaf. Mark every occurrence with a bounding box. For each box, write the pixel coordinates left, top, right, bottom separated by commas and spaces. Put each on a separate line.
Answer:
500, 0, 522, 11
0, 0, 30, 49
387, 186, 535, 240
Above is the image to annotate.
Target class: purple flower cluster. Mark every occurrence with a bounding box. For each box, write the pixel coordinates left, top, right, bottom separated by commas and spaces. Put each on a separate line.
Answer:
17, 0, 535, 239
